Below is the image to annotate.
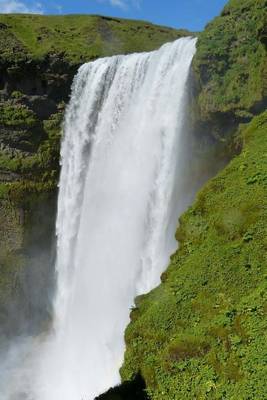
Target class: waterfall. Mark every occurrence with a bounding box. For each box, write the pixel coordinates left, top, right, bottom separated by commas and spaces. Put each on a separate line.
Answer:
41, 37, 196, 400
0, 37, 196, 400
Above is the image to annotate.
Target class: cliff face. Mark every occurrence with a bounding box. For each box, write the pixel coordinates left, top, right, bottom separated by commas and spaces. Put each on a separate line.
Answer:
193, 0, 267, 140
121, 0, 267, 398
0, 15, 188, 336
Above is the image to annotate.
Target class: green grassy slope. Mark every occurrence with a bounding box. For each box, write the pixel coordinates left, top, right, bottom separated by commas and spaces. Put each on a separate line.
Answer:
121, 110, 267, 399
0, 14, 189, 64
193, 0, 267, 125
121, 3, 267, 397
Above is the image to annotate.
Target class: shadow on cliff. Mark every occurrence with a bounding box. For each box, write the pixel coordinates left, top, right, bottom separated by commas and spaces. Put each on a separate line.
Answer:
95, 373, 149, 400
0, 190, 58, 340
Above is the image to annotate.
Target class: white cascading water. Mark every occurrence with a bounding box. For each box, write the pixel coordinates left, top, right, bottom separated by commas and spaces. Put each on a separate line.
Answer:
38, 37, 196, 400
0, 37, 196, 400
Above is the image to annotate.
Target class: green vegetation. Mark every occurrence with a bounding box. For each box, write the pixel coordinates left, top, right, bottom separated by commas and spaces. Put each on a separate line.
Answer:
121, 3, 267, 395
0, 104, 61, 332
0, 102, 62, 171
121, 111, 267, 399
193, 0, 267, 122
0, 102, 38, 127
0, 14, 190, 65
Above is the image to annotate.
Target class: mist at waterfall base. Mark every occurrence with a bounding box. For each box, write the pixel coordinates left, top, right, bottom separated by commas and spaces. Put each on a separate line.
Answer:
0, 37, 198, 400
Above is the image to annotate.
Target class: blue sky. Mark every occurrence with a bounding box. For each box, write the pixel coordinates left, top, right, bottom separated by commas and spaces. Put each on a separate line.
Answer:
0, 0, 228, 31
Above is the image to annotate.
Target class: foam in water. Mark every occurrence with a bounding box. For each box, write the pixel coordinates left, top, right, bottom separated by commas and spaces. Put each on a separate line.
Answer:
0, 37, 196, 400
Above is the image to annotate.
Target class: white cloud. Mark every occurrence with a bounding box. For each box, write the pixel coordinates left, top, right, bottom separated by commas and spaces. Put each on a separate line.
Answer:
98, 0, 142, 10
131, 0, 142, 9
110, 0, 126, 9
0, 0, 44, 14
55, 5, 63, 14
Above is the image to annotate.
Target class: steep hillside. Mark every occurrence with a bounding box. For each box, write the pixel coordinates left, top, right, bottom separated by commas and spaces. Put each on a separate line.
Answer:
0, 14, 189, 64
121, 0, 267, 398
193, 0, 267, 140
121, 110, 267, 400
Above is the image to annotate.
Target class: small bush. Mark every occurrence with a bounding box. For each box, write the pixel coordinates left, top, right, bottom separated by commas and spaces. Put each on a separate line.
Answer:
166, 334, 211, 362
0, 102, 37, 127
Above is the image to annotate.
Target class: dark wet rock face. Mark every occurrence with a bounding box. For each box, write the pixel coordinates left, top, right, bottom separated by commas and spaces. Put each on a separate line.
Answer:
96, 374, 149, 400
0, 37, 80, 341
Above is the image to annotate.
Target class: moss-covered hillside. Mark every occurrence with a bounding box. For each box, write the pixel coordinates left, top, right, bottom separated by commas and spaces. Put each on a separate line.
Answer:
193, 0, 267, 139
121, 110, 267, 400
121, 1, 267, 398
0, 14, 189, 64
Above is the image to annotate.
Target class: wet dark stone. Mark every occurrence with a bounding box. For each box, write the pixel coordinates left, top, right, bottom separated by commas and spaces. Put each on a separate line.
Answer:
95, 374, 149, 400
